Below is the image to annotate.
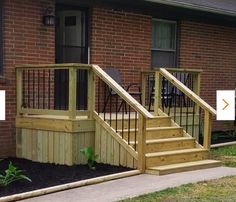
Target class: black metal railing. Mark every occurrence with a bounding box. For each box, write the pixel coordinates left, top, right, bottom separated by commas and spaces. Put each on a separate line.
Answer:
96, 78, 138, 150
21, 68, 88, 111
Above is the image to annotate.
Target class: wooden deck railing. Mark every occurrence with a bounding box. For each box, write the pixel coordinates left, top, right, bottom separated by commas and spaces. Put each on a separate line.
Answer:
16, 63, 154, 172
16, 64, 92, 119
141, 68, 216, 149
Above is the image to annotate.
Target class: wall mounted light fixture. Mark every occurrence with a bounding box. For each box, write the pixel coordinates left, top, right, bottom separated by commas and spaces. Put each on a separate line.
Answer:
43, 7, 55, 26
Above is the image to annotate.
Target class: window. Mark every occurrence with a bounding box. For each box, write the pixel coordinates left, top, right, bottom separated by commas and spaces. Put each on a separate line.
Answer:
151, 19, 177, 68
0, 1, 3, 75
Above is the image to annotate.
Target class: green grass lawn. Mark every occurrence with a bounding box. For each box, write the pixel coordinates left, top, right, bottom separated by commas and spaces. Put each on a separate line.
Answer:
121, 145, 236, 202
210, 145, 236, 167
121, 176, 236, 202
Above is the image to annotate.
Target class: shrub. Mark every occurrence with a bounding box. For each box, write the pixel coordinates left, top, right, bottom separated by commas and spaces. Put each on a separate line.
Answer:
0, 162, 31, 187
80, 147, 98, 170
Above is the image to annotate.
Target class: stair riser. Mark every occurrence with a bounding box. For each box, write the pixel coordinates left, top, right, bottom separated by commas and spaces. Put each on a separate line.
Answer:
110, 117, 171, 130
146, 151, 209, 167
146, 139, 196, 153
122, 128, 184, 141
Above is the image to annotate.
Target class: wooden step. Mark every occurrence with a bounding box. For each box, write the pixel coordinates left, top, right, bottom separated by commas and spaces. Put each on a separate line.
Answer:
146, 160, 222, 175
119, 126, 184, 141
146, 137, 196, 153
130, 137, 196, 152
146, 148, 209, 167
110, 116, 172, 129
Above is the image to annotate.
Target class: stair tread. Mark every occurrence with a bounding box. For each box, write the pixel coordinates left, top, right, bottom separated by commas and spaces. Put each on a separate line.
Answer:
146, 148, 208, 157
147, 160, 222, 171
117, 126, 182, 132
130, 137, 195, 145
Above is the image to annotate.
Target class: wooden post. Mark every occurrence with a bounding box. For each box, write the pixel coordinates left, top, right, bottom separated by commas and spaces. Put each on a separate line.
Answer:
87, 69, 95, 119
203, 110, 212, 150
16, 68, 23, 116
138, 113, 146, 172
141, 73, 146, 108
154, 70, 161, 116
193, 72, 201, 96
68, 67, 77, 119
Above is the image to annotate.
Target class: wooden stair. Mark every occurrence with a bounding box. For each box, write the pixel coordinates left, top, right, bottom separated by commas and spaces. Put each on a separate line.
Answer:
118, 116, 221, 175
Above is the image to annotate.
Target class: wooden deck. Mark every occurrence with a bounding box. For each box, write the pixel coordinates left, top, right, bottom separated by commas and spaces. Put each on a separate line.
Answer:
15, 64, 220, 175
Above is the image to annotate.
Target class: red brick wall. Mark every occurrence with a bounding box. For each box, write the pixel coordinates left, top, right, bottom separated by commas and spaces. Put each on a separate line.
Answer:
179, 21, 236, 130
0, 0, 55, 157
90, 7, 152, 84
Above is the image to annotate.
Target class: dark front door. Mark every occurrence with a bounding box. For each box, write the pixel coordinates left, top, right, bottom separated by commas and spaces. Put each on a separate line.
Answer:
55, 8, 88, 110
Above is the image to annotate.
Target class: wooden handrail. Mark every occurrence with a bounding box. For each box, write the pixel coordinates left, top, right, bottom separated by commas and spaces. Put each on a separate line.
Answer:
159, 68, 216, 115
92, 65, 153, 118
141, 68, 202, 75
16, 63, 91, 70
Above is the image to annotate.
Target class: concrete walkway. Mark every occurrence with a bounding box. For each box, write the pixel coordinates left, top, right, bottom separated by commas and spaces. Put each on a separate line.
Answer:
21, 167, 236, 202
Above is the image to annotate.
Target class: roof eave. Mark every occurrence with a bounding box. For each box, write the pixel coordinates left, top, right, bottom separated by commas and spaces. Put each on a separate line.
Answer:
145, 0, 236, 17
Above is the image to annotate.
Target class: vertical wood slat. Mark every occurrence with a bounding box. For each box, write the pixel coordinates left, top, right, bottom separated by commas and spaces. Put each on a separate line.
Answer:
59, 133, 65, 164
54, 132, 60, 164
101, 130, 107, 163
42, 130, 48, 163
68, 67, 77, 119
154, 70, 161, 116
203, 110, 212, 150
95, 122, 101, 163
48, 131, 54, 163
113, 139, 120, 166
37, 130, 43, 162
138, 113, 147, 172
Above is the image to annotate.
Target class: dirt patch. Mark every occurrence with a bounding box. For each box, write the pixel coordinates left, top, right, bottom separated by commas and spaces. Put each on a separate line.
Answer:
0, 158, 132, 197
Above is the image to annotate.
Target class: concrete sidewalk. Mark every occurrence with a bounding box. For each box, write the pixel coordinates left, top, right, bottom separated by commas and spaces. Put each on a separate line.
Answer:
21, 167, 236, 202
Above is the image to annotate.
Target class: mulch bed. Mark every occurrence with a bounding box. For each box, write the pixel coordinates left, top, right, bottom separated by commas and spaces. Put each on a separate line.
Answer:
0, 158, 132, 197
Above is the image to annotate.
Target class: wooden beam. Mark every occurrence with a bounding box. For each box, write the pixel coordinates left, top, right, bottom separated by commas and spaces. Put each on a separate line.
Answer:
19, 108, 69, 116
141, 72, 147, 107
159, 68, 216, 115
203, 110, 212, 150
137, 113, 147, 172
92, 65, 153, 118
16, 117, 95, 133
87, 70, 95, 119
16, 63, 92, 70
154, 70, 161, 116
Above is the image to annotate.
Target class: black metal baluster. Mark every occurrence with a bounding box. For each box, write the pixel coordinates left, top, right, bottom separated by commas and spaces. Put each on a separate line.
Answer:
103, 82, 106, 121
192, 101, 196, 137
33, 70, 35, 108
185, 74, 189, 133
43, 70, 45, 109
58, 70, 62, 110
199, 107, 202, 144
38, 70, 40, 109
180, 74, 183, 126
28, 70, 30, 108
98, 78, 100, 115
22, 70, 25, 108
173, 75, 177, 122
48, 70, 51, 109
109, 86, 112, 126
128, 105, 131, 145
115, 94, 118, 132
134, 111, 137, 150
121, 101, 124, 138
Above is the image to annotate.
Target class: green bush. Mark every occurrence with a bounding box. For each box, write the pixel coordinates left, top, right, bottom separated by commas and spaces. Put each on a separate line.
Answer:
0, 162, 32, 187
80, 147, 98, 170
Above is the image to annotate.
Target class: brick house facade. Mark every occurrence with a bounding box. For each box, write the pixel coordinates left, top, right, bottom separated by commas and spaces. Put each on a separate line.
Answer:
0, 0, 236, 157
